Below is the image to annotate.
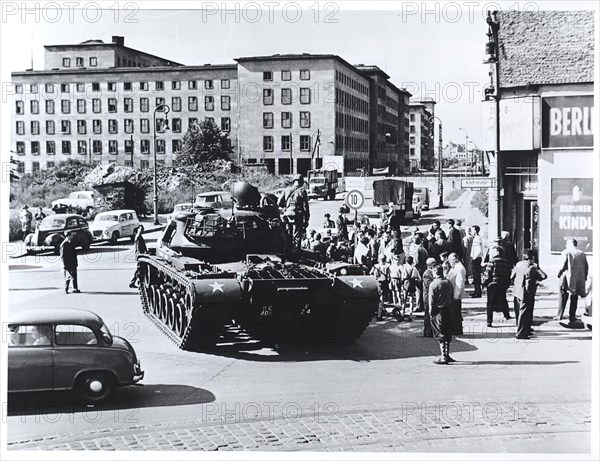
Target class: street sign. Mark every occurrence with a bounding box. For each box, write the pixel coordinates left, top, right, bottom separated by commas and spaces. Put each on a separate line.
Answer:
346, 189, 364, 210
461, 178, 495, 189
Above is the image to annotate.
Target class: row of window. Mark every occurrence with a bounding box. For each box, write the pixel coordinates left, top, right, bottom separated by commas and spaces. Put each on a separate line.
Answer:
262, 88, 311, 105
14, 79, 232, 94
262, 111, 311, 129
335, 111, 369, 133
263, 70, 310, 82
335, 134, 369, 153
262, 135, 312, 152
15, 138, 188, 156
61, 56, 97, 68
335, 88, 369, 115
15, 95, 231, 115
16, 117, 231, 136
335, 70, 368, 95
21, 159, 160, 174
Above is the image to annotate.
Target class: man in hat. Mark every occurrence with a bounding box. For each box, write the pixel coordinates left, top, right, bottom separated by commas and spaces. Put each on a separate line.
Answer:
20, 205, 33, 241
129, 225, 148, 288
61, 231, 80, 294
278, 174, 310, 252
322, 213, 335, 229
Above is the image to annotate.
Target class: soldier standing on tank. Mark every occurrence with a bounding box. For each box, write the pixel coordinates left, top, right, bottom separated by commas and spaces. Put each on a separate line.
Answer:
278, 174, 310, 253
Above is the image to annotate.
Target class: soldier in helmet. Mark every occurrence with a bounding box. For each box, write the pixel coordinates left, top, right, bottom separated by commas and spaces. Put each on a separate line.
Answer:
278, 174, 310, 252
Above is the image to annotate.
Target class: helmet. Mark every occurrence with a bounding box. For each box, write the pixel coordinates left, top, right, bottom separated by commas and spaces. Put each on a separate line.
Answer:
293, 174, 304, 184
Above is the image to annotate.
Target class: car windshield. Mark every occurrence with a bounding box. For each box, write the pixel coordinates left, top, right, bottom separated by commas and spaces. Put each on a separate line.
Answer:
96, 215, 118, 222
310, 178, 326, 184
39, 216, 66, 230
175, 204, 192, 212
197, 195, 218, 203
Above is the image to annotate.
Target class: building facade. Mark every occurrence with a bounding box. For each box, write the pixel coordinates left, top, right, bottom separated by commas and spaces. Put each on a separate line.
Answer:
408, 102, 434, 171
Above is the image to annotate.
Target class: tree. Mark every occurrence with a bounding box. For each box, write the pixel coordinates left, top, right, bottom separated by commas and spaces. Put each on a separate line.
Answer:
174, 119, 233, 166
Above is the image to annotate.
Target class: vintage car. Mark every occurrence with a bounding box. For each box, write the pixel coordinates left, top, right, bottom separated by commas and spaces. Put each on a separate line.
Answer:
51, 190, 96, 215
25, 214, 93, 255
89, 209, 140, 243
194, 191, 233, 209
8, 308, 144, 403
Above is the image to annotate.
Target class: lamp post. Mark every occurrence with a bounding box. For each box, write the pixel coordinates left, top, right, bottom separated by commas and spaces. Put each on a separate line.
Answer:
153, 104, 170, 225
458, 127, 469, 176
429, 116, 444, 208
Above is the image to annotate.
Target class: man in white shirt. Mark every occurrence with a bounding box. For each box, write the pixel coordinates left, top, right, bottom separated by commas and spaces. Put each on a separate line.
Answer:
469, 225, 485, 298
447, 253, 467, 335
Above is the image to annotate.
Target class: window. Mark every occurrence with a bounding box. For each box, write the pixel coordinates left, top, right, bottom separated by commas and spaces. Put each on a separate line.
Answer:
221, 95, 230, 111
124, 98, 133, 112
61, 120, 71, 134
77, 140, 87, 155
156, 97, 165, 108
172, 118, 182, 133
32, 161, 40, 172
263, 112, 274, 129
63, 57, 71, 67
281, 112, 292, 128
409, 136, 415, 144
410, 148, 415, 156
172, 80, 181, 90
92, 140, 102, 154
77, 120, 86, 135
410, 113, 415, 122
188, 118, 198, 128
300, 69, 310, 80
46, 141, 55, 155
205, 96, 214, 111
61, 83, 69, 93
46, 161, 55, 168
188, 96, 198, 111
30, 83, 38, 93
109, 140, 118, 154
172, 97, 181, 112
140, 159, 150, 169
124, 82, 132, 91
156, 118, 167, 132
92, 120, 102, 134
281, 88, 292, 105
281, 70, 291, 81
155, 81, 164, 91
46, 120, 55, 135
76, 57, 84, 67
140, 119, 150, 133
16, 142, 25, 154
263, 89, 273, 105
108, 98, 117, 112
156, 139, 165, 154
188, 80, 197, 90
300, 111, 311, 128
61, 100, 70, 114
221, 117, 230, 132
300, 88, 311, 104
124, 119, 134, 134
55, 324, 97, 345
62, 140, 71, 155
281, 135, 291, 151
89, 57, 97, 67
172, 139, 182, 153
205, 116, 214, 124
300, 135, 311, 151
140, 98, 149, 112
16, 121, 24, 135
31, 121, 40, 135
31, 141, 40, 155
30, 100, 39, 114
141, 139, 150, 154
92, 99, 101, 113
76, 99, 86, 114
108, 119, 118, 134
8, 325, 52, 347
91, 82, 100, 91
263, 136, 273, 152
124, 139, 133, 154
45, 83, 54, 93
410, 125, 415, 134
204, 79, 213, 89
263, 71, 272, 81
15, 101, 24, 114
221, 79, 230, 89
45, 100, 55, 116
140, 81, 148, 91
15, 84, 23, 94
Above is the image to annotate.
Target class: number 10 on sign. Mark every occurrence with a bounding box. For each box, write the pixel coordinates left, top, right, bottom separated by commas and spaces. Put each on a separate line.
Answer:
346, 190, 364, 210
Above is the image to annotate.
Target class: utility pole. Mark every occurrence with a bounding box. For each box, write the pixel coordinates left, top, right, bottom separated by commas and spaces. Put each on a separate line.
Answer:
430, 116, 443, 208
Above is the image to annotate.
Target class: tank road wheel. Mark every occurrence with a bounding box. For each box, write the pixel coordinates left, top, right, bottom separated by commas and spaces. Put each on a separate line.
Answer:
150, 286, 160, 316
175, 302, 188, 337
167, 298, 177, 329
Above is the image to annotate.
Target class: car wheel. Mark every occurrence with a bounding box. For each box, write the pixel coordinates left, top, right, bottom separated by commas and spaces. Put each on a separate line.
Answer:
76, 372, 115, 404
110, 231, 120, 244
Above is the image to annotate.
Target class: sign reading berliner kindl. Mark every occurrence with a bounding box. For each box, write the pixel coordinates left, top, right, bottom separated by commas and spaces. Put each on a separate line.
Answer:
542, 95, 593, 148
551, 178, 593, 253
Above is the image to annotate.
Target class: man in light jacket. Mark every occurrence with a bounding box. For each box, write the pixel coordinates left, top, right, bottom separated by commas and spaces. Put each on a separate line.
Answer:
556, 239, 589, 323
446, 253, 467, 335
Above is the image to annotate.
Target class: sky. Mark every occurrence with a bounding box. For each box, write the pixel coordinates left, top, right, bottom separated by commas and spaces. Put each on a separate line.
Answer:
1, 1, 598, 147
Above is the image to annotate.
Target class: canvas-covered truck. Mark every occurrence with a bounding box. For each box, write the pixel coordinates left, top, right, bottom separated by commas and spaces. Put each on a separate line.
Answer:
372, 178, 415, 222
307, 169, 338, 200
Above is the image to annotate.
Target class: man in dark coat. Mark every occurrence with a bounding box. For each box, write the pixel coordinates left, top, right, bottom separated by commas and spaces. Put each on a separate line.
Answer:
482, 246, 512, 327
60, 231, 80, 294
446, 219, 464, 260
511, 249, 548, 339
129, 225, 148, 288
500, 231, 518, 267
430, 229, 451, 263
429, 265, 455, 364
422, 257, 437, 337
278, 174, 310, 252
556, 238, 589, 323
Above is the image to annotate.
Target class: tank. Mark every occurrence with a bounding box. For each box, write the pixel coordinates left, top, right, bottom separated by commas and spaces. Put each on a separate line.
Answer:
137, 181, 378, 351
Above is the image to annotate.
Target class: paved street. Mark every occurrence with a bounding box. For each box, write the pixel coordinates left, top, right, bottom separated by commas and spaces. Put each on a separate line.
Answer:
6, 192, 592, 453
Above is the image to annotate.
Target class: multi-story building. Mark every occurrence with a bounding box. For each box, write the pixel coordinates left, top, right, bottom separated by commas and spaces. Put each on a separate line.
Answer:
408, 102, 434, 171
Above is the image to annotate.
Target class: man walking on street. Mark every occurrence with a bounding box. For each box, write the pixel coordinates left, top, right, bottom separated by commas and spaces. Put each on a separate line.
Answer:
483, 246, 512, 327
61, 231, 80, 294
556, 238, 589, 323
512, 249, 548, 339
469, 225, 485, 298
429, 265, 456, 364
130, 225, 147, 288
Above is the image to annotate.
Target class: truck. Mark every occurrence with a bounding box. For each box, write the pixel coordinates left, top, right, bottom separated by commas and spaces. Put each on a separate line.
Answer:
307, 169, 338, 200
372, 178, 415, 222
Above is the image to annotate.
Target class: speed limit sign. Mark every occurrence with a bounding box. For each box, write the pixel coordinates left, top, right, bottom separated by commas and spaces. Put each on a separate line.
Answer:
346, 190, 364, 210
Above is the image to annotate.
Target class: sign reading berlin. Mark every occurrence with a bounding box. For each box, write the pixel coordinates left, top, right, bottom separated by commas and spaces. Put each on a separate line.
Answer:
542, 95, 594, 148
551, 178, 593, 253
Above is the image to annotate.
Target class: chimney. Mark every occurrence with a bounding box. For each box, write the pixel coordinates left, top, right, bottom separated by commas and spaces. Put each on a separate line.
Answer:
112, 36, 124, 46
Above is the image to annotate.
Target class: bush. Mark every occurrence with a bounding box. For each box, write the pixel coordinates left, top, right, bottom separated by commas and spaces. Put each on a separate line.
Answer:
9, 214, 22, 242
471, 190, 489, 217
445, 189, 465, 202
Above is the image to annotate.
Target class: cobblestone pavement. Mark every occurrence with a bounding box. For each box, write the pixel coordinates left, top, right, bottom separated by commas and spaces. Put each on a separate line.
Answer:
8, 396, 591, 452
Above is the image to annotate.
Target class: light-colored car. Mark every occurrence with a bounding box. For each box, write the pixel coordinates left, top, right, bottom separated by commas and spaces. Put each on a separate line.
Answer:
194, 191, 233, 209
8, 308, 144, 403
89, 209, 140, 243
51, 191, 96, 214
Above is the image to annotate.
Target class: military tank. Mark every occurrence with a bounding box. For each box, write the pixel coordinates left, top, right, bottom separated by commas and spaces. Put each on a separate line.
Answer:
137, 181, 378, 351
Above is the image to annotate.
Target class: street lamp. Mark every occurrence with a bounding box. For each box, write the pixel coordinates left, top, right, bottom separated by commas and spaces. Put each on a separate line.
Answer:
458, 127, 469, 176
429, 116, 444, 208
153, 104, 170, 225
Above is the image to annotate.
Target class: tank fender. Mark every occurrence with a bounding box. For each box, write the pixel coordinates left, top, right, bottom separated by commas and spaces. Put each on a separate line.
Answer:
190, 278, 241, 304
333, 275, 378, 299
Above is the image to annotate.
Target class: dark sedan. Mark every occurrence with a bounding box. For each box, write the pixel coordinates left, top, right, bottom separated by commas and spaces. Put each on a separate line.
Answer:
25, 214, 93, 255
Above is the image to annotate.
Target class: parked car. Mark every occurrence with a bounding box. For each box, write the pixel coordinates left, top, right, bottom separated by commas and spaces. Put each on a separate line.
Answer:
25, 214, 93, 255
89, 210, 140, 243
8, 308, 144, 403
51, 191, 96, 216
194, 191, 233, 209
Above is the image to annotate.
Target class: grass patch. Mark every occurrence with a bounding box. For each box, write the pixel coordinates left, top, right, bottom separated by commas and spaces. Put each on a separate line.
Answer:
471, 189, 489, 217
445, 189, 465, 202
